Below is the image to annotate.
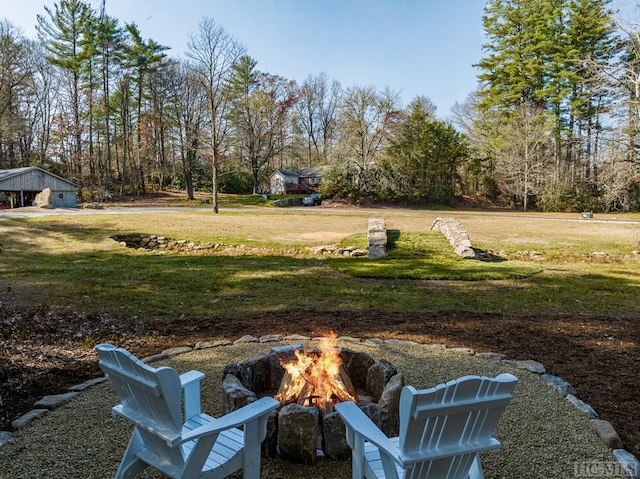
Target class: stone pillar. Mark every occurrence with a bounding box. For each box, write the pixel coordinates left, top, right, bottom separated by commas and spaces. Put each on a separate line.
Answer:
367, 218, 387, 259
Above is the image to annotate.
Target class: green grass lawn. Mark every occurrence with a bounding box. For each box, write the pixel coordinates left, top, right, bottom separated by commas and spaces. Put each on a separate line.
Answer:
329, 231, 542, 280
1, 206, 638, 320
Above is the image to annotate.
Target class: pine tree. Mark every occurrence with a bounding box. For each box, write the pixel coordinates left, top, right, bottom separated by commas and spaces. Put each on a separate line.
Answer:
121, 23, 169, 194
476, 0, 615, 198
384, 100, 467, 203
37, 0, 92, 182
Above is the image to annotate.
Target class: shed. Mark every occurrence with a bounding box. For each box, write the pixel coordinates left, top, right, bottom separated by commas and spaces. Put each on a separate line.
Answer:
0, 166, 77, 208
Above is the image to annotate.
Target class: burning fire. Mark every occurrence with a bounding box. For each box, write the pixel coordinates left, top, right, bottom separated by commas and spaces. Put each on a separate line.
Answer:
275, 336, 357, 413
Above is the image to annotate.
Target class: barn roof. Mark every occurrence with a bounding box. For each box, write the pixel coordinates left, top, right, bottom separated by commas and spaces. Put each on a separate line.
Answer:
0, 166, 77, 188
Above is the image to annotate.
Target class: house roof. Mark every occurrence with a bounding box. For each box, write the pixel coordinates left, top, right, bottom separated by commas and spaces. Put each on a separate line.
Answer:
271, 167, 322, 178
297, 167, 321, 178
271, 168, 299, 177
0, 166, 77, 188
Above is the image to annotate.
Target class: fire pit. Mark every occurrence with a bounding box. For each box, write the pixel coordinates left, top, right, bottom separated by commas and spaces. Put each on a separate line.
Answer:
275, 340, 359, 412
221, 338, 404, 464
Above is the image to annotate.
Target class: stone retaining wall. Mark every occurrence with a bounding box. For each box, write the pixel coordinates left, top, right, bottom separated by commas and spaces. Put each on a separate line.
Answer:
273, 197, 304, 207
430, 217, 476, 259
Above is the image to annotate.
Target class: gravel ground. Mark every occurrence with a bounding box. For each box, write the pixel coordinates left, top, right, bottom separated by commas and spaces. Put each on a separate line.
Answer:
0, 340, 626, 479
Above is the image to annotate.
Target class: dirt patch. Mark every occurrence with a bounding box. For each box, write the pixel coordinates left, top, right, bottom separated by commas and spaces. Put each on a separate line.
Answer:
1, 307, 638, 458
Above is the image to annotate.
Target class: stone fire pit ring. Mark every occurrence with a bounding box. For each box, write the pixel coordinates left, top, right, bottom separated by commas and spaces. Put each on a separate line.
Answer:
221, 343, 403, 464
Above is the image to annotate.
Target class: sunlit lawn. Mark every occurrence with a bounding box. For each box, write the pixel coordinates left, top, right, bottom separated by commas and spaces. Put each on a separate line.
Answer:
0, 206, 638, 320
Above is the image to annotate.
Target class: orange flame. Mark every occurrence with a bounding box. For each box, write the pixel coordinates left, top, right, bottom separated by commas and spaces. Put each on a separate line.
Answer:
275, 335, 357, 412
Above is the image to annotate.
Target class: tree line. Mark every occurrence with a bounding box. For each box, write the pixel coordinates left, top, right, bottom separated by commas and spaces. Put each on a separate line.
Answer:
1, 0, 639, 211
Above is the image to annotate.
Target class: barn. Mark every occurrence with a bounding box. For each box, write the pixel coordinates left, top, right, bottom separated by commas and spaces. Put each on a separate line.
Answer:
0, 167, 78, 209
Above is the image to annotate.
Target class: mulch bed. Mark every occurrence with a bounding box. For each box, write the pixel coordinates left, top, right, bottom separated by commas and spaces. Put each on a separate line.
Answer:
1, 306, 638, 458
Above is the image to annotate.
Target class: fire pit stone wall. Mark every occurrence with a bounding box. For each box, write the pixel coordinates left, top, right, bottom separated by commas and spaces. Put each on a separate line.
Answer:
221, 343, 404, 464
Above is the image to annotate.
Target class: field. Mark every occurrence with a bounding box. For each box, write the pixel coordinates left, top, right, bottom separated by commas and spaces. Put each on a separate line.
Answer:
0, 198, 639, 457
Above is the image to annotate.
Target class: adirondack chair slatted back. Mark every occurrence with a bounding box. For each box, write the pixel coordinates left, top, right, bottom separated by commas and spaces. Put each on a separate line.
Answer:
398, 373, 517, 479
96, 343, 186, 467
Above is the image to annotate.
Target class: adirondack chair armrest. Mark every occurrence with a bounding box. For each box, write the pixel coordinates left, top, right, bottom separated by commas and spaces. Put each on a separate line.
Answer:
178, 397, 280, 445
180, 370, 205, 419
335, 401, 401, 461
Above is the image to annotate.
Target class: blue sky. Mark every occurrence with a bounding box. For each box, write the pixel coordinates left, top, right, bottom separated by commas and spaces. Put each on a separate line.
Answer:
4, 1, 486, 115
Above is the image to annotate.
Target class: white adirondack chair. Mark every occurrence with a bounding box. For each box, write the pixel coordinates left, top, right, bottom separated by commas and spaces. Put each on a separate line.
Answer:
335, 373, 518, 479
96, 343, 280, 479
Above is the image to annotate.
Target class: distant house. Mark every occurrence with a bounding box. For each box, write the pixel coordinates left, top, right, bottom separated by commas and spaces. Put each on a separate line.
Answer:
0, 166, 77, 208
269, 167, 322, 194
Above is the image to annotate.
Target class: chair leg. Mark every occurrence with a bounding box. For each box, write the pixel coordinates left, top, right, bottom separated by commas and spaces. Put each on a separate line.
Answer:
115, 429, 148, 479
242, 421, 261, 479
468, 454, 485, 479
352, 436, 366, 479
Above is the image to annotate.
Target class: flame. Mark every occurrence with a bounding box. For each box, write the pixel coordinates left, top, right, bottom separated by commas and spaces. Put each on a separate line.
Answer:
275, 335, 357, 412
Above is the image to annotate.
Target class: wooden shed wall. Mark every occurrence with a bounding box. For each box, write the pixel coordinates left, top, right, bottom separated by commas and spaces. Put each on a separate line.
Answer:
0, 169, 76, 192
0, 168, 77, 208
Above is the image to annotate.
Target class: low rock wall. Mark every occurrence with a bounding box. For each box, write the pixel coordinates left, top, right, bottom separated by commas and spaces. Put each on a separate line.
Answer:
273, 197, 304, 207
430, 217, 476, 259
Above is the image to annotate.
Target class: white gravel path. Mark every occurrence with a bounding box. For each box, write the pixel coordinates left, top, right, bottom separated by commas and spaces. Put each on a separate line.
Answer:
0, 340, 627, 479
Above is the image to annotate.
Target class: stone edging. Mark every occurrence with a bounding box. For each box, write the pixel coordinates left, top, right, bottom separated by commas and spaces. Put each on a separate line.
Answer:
1, 334, 638, 477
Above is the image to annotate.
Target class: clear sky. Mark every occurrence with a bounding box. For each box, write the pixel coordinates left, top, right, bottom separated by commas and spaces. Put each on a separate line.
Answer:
3, 0, 488, 116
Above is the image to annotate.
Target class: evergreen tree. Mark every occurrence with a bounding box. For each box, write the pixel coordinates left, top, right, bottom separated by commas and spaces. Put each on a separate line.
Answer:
37, 0, 92, 181
564, 0, 614, 181
93, 14, 126, 185
383, 100, 467, 203
121, 22, 169, 194
476, 0, 615, 197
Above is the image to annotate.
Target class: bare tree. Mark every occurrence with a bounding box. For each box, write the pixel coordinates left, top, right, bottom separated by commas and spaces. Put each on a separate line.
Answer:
0, 20, 34, 167
187, 17, 245, 212
228, 56, 299, 194
495, 103, 554, 211
337, 85, 400, 197
167, 60, 208, 200
295, 72, 342, 166
598, 132, 640, 211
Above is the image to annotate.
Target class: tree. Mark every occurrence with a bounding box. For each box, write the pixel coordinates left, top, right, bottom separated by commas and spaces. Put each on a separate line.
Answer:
27, 41, 58, 167
476, 0, 615, 199
382, 99, 467, 203
91, 13, 126, 187
167, 61, 208, 200
563, 0, 614, 181
187, 18, 245, 212
295, 72, 342, 166
37, 0, 92, 182
121, 22, 169, 194
476, 0, 544, 110
335, 85, 400, 199
228, 56, 299, 194
452, 91, 503, 199
0, 20, 32, 167
494, 103, 554, 211
610, 18, 640, 164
